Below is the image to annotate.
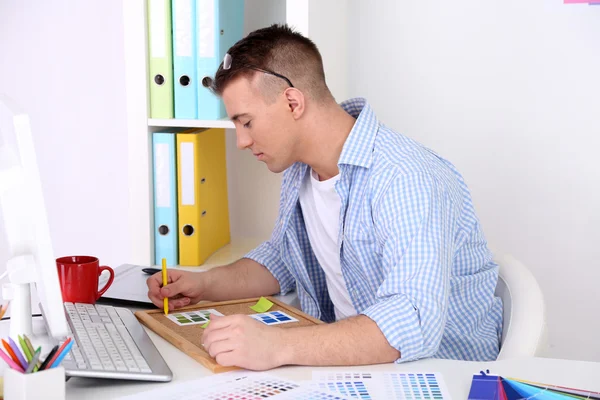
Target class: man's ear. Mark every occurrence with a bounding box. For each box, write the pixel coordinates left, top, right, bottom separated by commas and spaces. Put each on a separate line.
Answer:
285, 88, 305, 120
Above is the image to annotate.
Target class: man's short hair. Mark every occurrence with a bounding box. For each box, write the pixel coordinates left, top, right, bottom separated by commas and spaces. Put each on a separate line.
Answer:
202, 24, 330, 103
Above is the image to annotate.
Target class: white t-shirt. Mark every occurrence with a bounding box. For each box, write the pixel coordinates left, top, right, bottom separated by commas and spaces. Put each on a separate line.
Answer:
298, 168, 356, 320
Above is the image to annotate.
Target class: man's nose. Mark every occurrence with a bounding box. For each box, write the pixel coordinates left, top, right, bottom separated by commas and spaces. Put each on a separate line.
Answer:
236, 129, 253, 150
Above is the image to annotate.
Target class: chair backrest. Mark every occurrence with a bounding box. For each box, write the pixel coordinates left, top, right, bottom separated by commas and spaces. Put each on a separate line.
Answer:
493, 253, 547, 360
494, 273, 511, 348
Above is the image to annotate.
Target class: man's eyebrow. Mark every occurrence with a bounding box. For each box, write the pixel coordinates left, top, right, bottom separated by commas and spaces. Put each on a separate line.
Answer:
230, 112, 251, 122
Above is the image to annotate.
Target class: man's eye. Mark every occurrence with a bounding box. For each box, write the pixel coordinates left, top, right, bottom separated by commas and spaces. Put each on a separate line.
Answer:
243, 121, 252, 129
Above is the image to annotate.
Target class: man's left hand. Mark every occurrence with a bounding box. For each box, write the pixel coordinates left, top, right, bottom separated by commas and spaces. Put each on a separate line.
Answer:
202, 314, 287, 370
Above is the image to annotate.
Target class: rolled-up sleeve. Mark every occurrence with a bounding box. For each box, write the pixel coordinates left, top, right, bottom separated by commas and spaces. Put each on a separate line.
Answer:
360, 172, 457, 362
244, 240, 296, 295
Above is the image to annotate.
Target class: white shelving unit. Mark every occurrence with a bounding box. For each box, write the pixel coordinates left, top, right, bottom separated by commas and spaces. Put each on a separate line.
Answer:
148, 118, 234, 129
122, 0, 347, 268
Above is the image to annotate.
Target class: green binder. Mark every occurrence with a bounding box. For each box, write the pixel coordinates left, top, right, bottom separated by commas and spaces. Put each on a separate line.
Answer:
147, 0, 174, 118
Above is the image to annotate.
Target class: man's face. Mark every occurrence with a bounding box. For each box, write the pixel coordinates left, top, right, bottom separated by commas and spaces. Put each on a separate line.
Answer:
222, 75, 299, 173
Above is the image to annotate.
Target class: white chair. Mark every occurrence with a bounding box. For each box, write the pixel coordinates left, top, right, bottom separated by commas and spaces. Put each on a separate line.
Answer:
493, 252, 548, 360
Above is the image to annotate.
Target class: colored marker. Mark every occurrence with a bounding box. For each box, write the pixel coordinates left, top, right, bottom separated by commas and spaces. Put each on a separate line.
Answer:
3, 338, 26, 370
38, 344, 59, 371
50, 340, 74, 369
43, 338, 71, 370
33, 346, 42, 372
8, 337, 28, 369
162, 258, 168, 315
22, 334, 36, 358
25, 348, 41, 373
0, 302, 9, 319
18, 335, 33, 362
0, 347, 24, 373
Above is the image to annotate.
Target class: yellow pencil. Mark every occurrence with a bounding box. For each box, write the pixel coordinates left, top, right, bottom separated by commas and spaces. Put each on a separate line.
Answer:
162, 258, 168, 315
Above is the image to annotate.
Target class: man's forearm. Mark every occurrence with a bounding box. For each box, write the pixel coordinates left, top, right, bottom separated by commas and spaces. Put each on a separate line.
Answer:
201, 258, 281, 302
279, 315, 400, 366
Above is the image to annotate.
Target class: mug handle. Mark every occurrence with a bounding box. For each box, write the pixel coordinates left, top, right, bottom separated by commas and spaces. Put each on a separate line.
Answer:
97, 266, 115, 300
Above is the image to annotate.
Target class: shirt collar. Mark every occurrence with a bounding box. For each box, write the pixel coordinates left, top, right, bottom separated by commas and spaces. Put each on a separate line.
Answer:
337, 98, 380, 169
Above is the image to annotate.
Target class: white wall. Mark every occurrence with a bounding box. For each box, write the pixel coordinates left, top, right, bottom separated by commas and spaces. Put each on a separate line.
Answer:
308, 0, 349, 103
347, 0, 600, 361
0, 1, 130, 269
226, 0, 288, 241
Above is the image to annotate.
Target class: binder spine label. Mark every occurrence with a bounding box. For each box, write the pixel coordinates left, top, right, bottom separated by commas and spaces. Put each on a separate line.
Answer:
150, 0, 167, 58
180, 142, 196, 205
154, 143, 171, 208
198, 0, 215, 58
174, 0, 192, 57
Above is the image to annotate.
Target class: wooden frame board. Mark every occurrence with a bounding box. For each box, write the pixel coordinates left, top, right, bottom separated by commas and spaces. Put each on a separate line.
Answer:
135, 296, 323, 373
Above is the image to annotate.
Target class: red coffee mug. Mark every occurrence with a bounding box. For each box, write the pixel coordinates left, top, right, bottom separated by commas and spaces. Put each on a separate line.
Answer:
56, 256, 115, 304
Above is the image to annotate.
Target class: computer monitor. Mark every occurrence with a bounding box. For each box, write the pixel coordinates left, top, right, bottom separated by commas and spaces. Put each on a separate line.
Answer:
0, 94, 68, 338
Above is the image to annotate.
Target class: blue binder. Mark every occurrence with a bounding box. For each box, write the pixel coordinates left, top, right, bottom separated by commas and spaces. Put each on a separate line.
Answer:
152, 132, 178, 266
172, 0, 198, 119
196, 0, 245, 120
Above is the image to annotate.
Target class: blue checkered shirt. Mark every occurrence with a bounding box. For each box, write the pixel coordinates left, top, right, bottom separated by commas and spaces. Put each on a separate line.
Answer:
245, 98, 503, 362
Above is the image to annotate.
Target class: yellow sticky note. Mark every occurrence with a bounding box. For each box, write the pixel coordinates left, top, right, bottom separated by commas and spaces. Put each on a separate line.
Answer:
201, 321, 210, 329
250, 297, 274, 313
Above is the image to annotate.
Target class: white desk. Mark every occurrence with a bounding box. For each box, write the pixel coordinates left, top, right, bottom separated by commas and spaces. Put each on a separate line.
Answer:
63, 326, 600, 399
3, 308, 600, 399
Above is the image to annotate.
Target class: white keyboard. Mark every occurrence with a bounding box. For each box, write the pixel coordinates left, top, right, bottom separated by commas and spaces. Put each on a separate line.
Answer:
61, 302, 172, 381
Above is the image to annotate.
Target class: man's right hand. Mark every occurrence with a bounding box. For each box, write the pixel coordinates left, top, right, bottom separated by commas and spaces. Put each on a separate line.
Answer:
146, 269, 206, 311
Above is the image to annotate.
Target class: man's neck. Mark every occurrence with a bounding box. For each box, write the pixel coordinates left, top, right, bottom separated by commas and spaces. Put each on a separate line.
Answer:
299, 102, 356, 181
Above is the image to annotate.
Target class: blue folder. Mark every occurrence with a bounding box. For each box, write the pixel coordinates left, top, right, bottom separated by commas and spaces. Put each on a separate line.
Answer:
172, 0, 198, 119
152, 132, 178, 266
196, 0, 245, 120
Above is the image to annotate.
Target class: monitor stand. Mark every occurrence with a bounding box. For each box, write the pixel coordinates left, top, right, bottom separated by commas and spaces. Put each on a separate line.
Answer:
1, 254, 38, 340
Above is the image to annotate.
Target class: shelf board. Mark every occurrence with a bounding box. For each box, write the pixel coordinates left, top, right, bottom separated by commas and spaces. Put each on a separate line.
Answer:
159, 237, 266, 270
148, 118, 235, 129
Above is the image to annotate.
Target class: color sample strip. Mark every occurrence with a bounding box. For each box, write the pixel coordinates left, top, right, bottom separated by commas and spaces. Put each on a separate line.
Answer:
249, 311, 299, 326
386, 373, 446, 399
313, 371, 450, 400
316, 381, 372, 399
167, 309, 224, 326
114, 371, 352, 399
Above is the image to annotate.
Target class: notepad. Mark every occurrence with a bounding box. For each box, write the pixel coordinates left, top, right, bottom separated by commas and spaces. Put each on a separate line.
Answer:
250, 296, 274, 313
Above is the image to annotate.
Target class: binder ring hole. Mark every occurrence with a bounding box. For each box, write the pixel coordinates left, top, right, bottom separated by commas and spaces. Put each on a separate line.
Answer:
154, 74, 165, 85
182, 224, 194, 236
158, 225, 169, 236
179, 75, 191, 87
200, 178, 206, 184
201, 211, 207, 217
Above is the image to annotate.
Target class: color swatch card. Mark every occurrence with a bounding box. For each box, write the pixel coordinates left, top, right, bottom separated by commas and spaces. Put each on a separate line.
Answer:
249, 311, 298, 326
199, 374, 350, 400
468, 370, 600, 400
116, 371, 351, 400
312, 371, 451, 400
167, 309, 223, 326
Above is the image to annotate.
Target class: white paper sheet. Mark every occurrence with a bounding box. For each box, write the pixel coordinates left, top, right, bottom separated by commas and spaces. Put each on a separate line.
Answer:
312, 370, 452, 400
116, 371, 350, 400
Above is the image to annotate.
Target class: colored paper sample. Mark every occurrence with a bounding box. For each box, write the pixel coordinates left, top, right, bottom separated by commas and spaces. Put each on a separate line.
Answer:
249, 311, 298, 326
312, 371, 450, 400
250, 297, 274, 313
167, 309, 223, 326
468, 371, 599, 400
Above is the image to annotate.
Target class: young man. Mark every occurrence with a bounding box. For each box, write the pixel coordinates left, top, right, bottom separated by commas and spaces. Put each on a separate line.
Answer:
147, 24, 502, 371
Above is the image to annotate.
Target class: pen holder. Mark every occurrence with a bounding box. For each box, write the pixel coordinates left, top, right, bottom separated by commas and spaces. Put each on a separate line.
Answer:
4, 366, 66, 400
